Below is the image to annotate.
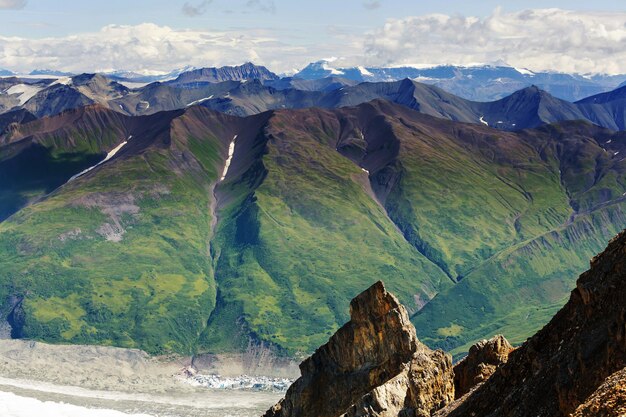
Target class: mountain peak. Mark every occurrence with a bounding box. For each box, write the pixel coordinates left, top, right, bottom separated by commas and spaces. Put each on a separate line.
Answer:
264, 280, 454, 417
168, 62, 279, 85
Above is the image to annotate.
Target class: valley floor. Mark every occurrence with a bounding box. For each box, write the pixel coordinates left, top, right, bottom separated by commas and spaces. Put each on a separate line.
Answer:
0, 340, 285, 417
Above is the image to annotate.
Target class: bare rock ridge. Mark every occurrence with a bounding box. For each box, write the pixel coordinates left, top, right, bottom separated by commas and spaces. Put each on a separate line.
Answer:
572, 367, 626, 417
263, 281, 454, 417
452, 335, 514, 399
437, 230, 626, 417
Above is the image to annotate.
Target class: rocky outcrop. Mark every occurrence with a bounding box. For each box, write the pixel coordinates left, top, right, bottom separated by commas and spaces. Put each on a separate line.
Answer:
452, 335, 513, 398
438, 230, 626, 417
264, 281, 454, 417
573, 367, 626, 417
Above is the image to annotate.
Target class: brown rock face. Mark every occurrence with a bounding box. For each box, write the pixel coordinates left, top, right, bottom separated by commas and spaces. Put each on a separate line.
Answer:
438, 231, 626, 417
264, 281, 454, 417
573, 367, 626, 417
453, 335, 513, 398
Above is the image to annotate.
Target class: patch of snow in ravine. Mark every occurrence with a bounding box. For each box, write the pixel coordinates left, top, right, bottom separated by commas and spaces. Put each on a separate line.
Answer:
186, 95, 214, 107
69, 136, 132, 182
479, 116, 489, 126
220, 135, 237, 181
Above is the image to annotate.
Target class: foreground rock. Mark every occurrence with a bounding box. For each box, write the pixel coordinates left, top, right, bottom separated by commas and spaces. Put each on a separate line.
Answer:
264, 281, 454, 417
572, 367, 626, 417
438, 231, 626, 417
453, 335, 514, 398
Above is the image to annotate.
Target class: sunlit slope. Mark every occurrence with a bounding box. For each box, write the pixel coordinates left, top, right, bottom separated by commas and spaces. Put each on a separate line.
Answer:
413, 121, 626, 356
0, 107, 238, 354
2, 101, 626, 357
201, 107, 451, 354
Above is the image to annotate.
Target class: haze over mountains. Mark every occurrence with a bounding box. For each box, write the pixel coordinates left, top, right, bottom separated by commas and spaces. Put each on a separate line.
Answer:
2, 57, 626, 359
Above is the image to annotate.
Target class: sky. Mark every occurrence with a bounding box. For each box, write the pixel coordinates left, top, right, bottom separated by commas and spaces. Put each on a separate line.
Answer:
0, 0, 624, 75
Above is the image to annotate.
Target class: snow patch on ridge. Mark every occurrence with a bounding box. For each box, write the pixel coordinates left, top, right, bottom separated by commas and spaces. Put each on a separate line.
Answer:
357, 66, 373, 77
5, 84, 43, 105
322, 61, 344, 76
50, 76, 73, 87
220, 135, 237, 181
69, 136, 132, 182
479, 116, 489, 126
514, 67, 535, 76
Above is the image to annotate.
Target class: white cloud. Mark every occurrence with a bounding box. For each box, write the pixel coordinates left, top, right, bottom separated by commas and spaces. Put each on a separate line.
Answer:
0, 0, 26, 10
0, 9, 624, 75
0, 23, 339, 74
362, 8, 626, 74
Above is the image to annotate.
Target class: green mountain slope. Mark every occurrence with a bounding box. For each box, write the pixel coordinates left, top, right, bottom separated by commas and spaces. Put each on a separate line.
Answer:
0, 106, 238, 353
1, 101, 626, 357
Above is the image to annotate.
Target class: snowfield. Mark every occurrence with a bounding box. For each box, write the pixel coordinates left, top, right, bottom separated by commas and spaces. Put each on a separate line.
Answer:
0, 391, 152, 417
5, 84, 43, 105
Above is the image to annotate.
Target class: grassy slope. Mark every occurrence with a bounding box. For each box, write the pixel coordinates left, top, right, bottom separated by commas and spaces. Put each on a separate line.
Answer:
412, 121, 626, 356
0, 108, 234, 354
201, 109, 451, 355
377, 107, 571, 280
1, 103, 626, 358
0, 106, 129, 221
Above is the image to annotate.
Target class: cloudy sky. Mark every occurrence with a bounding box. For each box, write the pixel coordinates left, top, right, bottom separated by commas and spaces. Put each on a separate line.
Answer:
0, 0, 624, 74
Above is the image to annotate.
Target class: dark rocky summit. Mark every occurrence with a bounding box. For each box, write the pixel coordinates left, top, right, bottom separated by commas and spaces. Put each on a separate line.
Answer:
264, 281, 454, 417
266, 230, 626, 417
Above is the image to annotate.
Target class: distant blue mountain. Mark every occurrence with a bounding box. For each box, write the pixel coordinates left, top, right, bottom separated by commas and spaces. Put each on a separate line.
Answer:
294, 60, 626, 102
0, 69, 15, 76
29, 69, 75, 77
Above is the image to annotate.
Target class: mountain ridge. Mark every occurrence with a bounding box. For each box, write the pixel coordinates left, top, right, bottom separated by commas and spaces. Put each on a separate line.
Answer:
2, 99, 626, 357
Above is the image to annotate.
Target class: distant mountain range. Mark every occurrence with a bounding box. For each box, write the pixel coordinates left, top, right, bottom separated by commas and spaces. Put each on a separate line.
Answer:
294, 60, 626, 101
1, 65, 625, 134
2, 61, 625, 101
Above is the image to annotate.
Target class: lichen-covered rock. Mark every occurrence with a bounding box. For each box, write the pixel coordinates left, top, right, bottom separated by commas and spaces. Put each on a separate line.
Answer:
573, 367, 626, 417
453, 335, 513, 398
264, 281, 454, 417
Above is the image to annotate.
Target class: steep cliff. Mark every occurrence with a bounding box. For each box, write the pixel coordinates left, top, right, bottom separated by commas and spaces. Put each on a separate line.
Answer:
264, 281, 454, 417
